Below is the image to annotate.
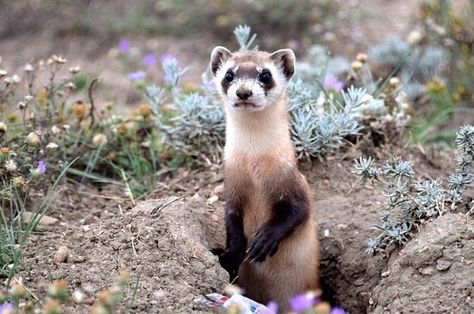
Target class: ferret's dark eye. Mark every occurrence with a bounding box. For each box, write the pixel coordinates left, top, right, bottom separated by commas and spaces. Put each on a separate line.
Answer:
259, 71, 272, 84
225, 71, 234, 83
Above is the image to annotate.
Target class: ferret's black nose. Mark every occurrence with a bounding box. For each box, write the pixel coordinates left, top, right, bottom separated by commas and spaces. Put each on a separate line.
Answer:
236, 89, 253, 100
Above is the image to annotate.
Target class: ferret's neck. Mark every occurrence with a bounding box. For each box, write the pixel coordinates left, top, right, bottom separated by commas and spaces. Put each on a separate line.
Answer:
224, 93, 294, 159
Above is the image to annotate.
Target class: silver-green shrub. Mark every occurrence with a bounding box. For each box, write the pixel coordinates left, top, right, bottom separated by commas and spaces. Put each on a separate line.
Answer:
147, 26, 407, 164
354, 125, 474, 255
369, 35, 447, 100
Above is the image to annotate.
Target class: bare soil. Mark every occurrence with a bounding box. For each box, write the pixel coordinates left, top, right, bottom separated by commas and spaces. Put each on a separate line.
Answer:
17, 144, 473, 313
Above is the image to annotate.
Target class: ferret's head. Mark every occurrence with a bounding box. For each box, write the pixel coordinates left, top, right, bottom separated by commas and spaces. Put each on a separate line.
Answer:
210, 47, 295, 112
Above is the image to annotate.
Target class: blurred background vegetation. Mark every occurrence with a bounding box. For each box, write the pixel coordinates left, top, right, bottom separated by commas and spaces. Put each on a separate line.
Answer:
0, 1, 473, 312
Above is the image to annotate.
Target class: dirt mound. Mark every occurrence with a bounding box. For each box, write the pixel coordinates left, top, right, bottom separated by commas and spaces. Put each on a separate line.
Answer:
19, 147, 472, 313
369, 213, 474, 313
22, 197, 227, 313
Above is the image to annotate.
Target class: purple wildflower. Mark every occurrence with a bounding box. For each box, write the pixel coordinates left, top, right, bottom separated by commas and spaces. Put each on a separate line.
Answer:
289, 293, 317, 312
0, 302, 14, 314
118, 39, 131, 53
37, 160, 46, 175
259, 301, 278, 314
160, 52, 177, 66
127, 71, 146, 81
330, 306, 347, 314
143, 53, 157, 69
323, 74, 344, 92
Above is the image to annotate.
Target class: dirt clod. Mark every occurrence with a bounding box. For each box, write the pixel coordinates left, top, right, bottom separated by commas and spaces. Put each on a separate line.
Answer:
53, 246, 69, 264
369, 213, 474, 313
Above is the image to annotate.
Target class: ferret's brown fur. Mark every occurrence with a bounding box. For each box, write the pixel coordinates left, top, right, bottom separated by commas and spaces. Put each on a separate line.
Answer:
211, 48, 319, 311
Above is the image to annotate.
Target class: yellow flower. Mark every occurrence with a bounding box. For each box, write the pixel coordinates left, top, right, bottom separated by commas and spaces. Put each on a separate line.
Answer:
7, 113, 18, 123
425, 79, 445, 94
0, 147, 9, 157
72, 101, 88, 120
461, 44, 470, 54
452, 92, 461, 102
37, 88, 48, 106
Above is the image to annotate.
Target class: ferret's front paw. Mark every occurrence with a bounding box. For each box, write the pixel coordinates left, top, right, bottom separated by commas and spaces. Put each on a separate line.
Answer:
246, 228, 281, 263
213, 249, 241, 281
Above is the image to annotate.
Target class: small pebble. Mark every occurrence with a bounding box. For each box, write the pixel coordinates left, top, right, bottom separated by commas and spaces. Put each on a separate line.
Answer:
53, 246, 69, 264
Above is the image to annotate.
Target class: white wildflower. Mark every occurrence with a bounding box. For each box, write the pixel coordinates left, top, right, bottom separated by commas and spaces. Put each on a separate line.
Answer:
92, 133, 108, 145
51, 125, 61, 135
5, 159, 17, 172
315, 93, 326, 115
46, 142, 59, 150
11, 74, 21, 84
24, 64, 34, 72
407, 30, 422, 45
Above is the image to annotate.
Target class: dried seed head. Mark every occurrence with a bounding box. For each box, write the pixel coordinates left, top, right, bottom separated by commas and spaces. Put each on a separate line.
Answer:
407, 30, 422, 45
10, 283, 27, 299
17, 101, 27, 110
26, 132, 41, 146
356, 53, 368, 63
0, 69, 7, 78
0, 146, 10, 157
66, 82, 76, 89
117, 123, 127, 135
389, 77, 400, 86
138, 103, 152, 118
92, 133, 108, 146
13, 176, 26, 189
5, 159, 17, 172
42, 299, 60, 314
24, 64, 34, 72
48, 55, 67, 65
69, 66, 81, 74
351, 60, 363, 70
117, 270, 130, 286
0, 122, 7, 133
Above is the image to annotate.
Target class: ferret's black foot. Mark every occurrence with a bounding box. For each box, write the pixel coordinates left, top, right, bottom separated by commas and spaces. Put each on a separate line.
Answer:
246, 227, 282, 263
212, 248, 241, 281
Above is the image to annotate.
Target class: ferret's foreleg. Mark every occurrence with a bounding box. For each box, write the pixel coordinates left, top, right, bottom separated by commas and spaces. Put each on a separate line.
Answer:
246, 181, 309, 263
219, 199, 247, 280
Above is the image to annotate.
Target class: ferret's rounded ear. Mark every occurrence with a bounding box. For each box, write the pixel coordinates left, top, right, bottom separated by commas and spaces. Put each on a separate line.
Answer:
210, 46, 232, 77
270, 49, 295, 81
